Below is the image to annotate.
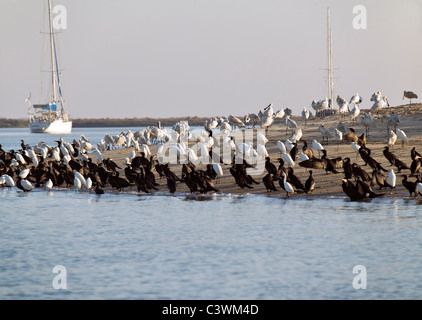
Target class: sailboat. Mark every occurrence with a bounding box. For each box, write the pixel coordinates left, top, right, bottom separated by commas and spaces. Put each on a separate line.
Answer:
27, 0, 72, 134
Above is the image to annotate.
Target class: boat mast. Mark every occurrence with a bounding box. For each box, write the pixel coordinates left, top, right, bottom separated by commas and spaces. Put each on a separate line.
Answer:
48, 0, 57, 103
327, 7, 334, 110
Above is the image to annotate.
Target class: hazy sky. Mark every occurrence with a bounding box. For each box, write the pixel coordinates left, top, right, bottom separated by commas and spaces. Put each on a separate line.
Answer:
1, 0, 421, 119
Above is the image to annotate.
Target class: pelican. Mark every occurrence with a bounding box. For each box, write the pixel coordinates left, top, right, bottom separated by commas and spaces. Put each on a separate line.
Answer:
403, 90, 418, 106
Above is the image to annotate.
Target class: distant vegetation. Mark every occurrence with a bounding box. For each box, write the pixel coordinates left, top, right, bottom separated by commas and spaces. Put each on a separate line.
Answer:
0, 116, 211, 128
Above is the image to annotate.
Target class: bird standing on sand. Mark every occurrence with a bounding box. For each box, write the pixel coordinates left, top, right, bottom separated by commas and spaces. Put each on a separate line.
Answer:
403, 90, 418, 106
387, 130, 397, 149
281, 172, 295, 198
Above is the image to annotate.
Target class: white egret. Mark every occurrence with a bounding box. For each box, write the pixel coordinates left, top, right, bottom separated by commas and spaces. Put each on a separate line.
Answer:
281, 172, 295, 198
388, 169, 396, 188
281, 152, 295, 167
45, 179, 53, 190
20, 179, 34, 192
387, 130, 397, 149
396, 128, 409, 146
19, 168, 30, 179
277, 140, 286, 154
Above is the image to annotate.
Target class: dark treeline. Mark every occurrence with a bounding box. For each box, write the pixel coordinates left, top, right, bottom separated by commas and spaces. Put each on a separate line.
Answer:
0, 116, 212, 128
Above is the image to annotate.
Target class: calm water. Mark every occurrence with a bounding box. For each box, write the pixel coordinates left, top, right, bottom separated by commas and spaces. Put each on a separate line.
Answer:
1, 128, 422, 299
0, 188, 422, 300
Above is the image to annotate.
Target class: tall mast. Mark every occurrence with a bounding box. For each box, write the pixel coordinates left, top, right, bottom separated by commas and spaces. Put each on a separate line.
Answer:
327, 7, 334, 110
48, 0, 57, 102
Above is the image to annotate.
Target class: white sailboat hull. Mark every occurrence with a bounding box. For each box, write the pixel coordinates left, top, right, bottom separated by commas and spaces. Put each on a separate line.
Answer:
29, 119, 72, 134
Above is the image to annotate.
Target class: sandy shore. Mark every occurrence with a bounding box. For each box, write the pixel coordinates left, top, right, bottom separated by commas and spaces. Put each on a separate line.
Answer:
93, 104, 422, 199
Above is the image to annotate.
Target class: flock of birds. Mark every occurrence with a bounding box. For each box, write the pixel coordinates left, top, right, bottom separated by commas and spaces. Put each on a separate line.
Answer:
1, 90, 421, 201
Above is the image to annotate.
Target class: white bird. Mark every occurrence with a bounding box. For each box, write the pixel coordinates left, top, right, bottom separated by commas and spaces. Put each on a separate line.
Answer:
74, 171, 86, 188
281, 172, 295, 198
19, 168, 30, 179
283, 116, 298, 135
277, 140, 286, 154
128, 150, 136, 161
417, 180, 422, 197
3, 174, 15, 187
350, 105, 360, 123
318, 124, 332, 144
31, 156, 39, 167
20, 179, 34, 192
387, 130, 397, 148
349, 93, 362, 106
85, 177, 92, 190
257, 144, 269, 158
273, 109, 285, 119
260, 115, 273, 132
336, 95, 349, 116
291, 128, 303, 143
388, 169, 396, 188
371, 96, 389, 115
45, 179, 53, 190
74, 176, 82, 191
301, 107, 310, 125
370, 91, 382, 102
40, 147, 48, 160
212, 163, 224, 176
281, 152, 295, 167
299, 152, 309, 161
257, 132, 269, 145
15, 153, 27, 165
285, 139, 294, 152
93, 149, 103, 163
395, 128, 409, 146
351, 142, 361, 159
312, 139, 324, 157
360, 113, 376, 137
